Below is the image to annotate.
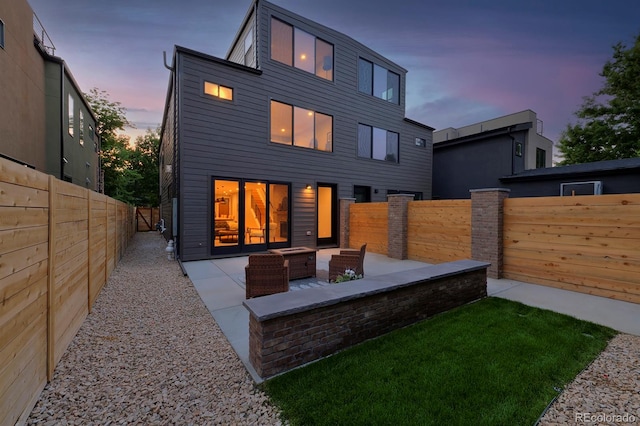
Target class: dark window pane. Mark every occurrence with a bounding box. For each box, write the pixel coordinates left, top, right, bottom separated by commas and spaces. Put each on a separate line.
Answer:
372, 127, 387, 160
373, 64, 387, 100
357, 124, 372, 158
386, 131, 399, 162
358, 58, 372, 94
387, 71, 400, 104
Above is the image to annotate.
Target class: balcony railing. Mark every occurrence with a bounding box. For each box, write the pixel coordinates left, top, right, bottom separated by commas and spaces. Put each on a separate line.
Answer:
33, 12, 55, 55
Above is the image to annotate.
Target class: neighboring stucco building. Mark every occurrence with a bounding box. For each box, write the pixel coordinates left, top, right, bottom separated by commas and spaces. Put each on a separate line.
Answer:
0, 0, 100, 190
160, 0, 434, 260
432, 110, 553, 199
0, 0, 46, 169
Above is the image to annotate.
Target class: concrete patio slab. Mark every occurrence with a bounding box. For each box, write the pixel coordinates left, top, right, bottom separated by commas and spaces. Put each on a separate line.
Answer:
183, 249, 640, 382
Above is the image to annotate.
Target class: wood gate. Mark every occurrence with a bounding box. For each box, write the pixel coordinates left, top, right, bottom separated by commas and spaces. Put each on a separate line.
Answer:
136, 207, 159, 232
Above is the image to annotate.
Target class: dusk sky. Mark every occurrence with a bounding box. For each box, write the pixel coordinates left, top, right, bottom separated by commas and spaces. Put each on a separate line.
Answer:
28, 0, 640, 155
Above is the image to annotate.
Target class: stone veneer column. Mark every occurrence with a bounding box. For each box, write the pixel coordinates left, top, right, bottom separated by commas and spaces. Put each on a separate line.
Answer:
387, 194, 414, 260
339, 198, 355, 248
470, 188, 510, 279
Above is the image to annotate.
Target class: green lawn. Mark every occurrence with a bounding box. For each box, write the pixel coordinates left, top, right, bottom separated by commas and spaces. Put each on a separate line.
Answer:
262, 297, 616, 426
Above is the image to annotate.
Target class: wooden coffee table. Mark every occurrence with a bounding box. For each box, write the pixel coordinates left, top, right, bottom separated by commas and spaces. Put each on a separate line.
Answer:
268, 247, 316, 280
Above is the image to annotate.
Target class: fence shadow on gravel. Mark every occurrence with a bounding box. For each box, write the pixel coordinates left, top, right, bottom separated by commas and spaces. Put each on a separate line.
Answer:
0, 157, 135, 426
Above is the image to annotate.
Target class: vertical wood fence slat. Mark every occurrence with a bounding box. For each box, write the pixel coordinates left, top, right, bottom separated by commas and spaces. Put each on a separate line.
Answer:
46, 176, 56, 382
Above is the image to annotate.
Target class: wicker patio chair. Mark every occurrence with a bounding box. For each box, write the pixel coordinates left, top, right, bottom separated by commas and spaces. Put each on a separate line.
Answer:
245, 254, 289, 298
328, 244, 367, 282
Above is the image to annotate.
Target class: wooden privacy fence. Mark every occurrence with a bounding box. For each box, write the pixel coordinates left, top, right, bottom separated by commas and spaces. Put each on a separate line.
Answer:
503, 194, 640, 304
347, 199, 472, 264
349, 202, 387, 254
0, 158, 135, 426
408, 200, 472, 264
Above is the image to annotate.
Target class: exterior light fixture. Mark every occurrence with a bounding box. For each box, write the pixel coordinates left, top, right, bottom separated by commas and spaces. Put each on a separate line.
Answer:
305, 184, 312, 190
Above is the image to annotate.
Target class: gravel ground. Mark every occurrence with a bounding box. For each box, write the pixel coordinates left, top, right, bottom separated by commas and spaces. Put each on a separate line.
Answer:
539, 333, 640, 425
26, 232, 639, 425
27, 232, 283, 425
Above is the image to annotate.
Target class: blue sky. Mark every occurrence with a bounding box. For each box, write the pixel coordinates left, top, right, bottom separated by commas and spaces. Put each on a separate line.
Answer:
28, 0, 640, 151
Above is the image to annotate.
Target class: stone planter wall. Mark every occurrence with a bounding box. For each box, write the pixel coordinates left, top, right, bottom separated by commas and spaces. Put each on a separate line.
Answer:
243, 260, 489, 379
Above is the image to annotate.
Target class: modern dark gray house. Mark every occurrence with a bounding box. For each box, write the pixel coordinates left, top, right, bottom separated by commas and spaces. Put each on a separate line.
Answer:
159, 0, 434, 261
432, 110, 553, 199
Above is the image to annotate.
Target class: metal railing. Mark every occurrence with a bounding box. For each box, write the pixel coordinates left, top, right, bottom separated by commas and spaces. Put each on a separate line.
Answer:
33, 12, 55, 55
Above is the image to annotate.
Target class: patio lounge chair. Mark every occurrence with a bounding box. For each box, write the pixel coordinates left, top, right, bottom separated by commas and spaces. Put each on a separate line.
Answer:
328, 244, 367, 282
245, 253, 289, 298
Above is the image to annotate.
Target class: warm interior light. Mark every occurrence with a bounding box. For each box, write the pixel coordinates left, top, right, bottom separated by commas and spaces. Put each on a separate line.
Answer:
300, 54, 307, 60
281, 128, 286, 132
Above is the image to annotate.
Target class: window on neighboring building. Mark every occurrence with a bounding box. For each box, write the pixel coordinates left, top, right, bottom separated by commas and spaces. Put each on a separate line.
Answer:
354, 185, 371, 203
270, 17, 334, 81
68, 94, 74, 136
0, 19, 5, 49
357, 124, 399, 162
270, 100, 333, 151
415, 137, 426, 147
79, 111, 84, 146
204, 81, 233, 101
358, 58, 400, 104
536, 148, 546, 168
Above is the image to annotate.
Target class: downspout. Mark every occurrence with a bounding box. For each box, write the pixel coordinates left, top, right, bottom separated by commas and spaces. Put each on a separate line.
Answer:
60, 61, 65, 180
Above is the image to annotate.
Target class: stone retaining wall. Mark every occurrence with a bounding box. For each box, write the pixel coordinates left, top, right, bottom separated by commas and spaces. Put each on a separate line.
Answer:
243, 259, 489, 379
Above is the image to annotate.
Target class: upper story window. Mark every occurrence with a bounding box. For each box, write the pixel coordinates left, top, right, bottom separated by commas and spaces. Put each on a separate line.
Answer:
536, 148, 546, 168
0, 19, 5, 49
271, 17, 334, 81
358, 58, 400, 104
68, 94, 74, 137
358, 124, 399, 163
79, 111, 84, 146
270, 100, 333, 152
415, 137, 426, 147
204, 81, 233, 101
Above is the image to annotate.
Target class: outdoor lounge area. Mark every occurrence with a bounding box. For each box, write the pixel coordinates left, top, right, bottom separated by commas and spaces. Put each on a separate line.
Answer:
182, 249, 490, 380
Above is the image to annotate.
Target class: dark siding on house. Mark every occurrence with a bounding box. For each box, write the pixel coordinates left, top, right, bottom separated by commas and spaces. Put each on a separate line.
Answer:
160, 82, 176, 242
169, 1, 432, 261
433, 131, 526, 199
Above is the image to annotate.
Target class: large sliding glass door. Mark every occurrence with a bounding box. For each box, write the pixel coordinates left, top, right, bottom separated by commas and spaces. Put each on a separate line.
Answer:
213, 178, 290, 254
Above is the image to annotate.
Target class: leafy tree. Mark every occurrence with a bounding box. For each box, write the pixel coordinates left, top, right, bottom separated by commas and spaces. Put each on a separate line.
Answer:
130, 128, 160, 206
558, 33, 640, 164
84, 88, 137, 202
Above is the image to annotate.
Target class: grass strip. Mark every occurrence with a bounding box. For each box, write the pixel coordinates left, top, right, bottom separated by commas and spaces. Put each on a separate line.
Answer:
263, 297, 616, 425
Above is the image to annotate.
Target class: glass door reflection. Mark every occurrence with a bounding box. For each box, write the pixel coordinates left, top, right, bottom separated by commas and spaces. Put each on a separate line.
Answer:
213, 179, 240, 248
